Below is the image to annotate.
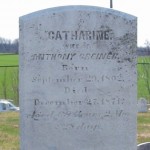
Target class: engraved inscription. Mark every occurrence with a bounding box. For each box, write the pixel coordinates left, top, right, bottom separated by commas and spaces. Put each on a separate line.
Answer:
46, 30, 113, 40
30, 52, 119, 61
31, 74, 123, 84
33, 97, 126, 107
62, 64, 88, 71
19, 6, 137, 150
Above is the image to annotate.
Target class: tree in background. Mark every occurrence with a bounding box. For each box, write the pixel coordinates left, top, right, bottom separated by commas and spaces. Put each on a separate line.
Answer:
0, 37, 18, 53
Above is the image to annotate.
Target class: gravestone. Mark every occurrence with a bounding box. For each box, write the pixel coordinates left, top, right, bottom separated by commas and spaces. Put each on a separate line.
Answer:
138, 98, 148, 113
137, 142, 150, 150
19, 6, 137, 150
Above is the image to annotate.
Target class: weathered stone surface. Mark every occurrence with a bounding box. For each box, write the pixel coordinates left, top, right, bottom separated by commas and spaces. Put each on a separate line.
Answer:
138, 98, 148, 113
138, 142, 150, 150
19, 6, 137, 150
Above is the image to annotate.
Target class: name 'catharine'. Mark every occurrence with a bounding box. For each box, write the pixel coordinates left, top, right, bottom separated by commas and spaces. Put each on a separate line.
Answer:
47, 30, 113, 40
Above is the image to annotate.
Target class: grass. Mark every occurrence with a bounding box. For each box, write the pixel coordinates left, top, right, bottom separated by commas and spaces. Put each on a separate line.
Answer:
0, 54, 19, 105
0, 111, 149, 149
137, 56, 150, 101
0, 112, 19, 150
0, 54, 18, 66
137, 112, 150, 143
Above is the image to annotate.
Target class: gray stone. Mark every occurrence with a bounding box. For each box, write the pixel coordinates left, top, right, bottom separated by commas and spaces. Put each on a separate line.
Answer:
138, 98, 148, 113
19, 6, 137, 150
138, 142, 150, 150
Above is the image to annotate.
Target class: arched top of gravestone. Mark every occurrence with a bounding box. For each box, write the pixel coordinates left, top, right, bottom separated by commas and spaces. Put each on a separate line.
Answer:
20, 5, 136, 21
137, 142, 150, 150
139, 97, 147, 102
